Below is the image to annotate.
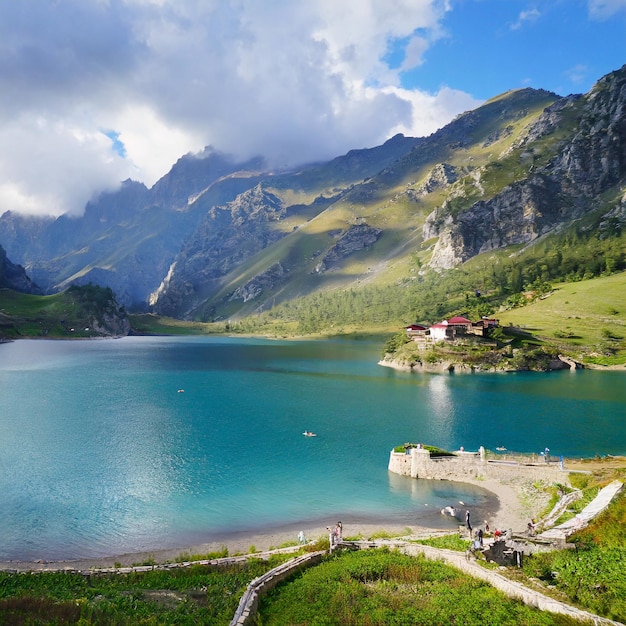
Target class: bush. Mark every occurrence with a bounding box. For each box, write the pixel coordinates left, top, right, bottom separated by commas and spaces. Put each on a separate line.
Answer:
382, 331, 411, 356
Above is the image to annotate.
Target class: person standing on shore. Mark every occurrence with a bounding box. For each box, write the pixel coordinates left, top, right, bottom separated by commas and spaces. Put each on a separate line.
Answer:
465, 510, 472, 535
335, 521, 342, 542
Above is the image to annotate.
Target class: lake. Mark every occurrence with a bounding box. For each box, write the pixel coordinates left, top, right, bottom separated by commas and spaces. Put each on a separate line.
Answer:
0, 336, 624, 560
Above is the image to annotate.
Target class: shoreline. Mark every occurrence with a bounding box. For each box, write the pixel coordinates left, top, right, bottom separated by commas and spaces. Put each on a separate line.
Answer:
378, 358, 574, 374
0, 476, 540, 573
378, 357, 626, 373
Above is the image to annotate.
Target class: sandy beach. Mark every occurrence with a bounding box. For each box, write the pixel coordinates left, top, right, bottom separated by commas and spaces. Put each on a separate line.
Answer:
0, 476, 543, 572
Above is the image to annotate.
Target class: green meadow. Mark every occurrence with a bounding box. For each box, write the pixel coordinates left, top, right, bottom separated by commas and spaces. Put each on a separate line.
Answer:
497, 272, 626, 365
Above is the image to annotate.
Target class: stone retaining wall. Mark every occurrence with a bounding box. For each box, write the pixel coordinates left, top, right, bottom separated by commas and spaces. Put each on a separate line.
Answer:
388, 448, 571, 486
230, 551, 325, 625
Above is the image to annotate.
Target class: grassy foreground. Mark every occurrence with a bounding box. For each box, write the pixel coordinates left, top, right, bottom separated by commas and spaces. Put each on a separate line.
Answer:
0, 555, 295, 625
258, 549, 579, 626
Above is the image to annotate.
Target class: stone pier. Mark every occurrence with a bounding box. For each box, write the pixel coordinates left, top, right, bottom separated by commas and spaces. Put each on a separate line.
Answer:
388, 447, 571, 485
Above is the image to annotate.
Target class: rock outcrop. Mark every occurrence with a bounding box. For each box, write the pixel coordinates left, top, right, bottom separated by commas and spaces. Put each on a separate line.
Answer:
409, 163, 459, 199
314, 224, 382, 274
424, 65, 626, 269
0, 244, 41, 294
229, 262, 287, 303
152, 185, 289, 316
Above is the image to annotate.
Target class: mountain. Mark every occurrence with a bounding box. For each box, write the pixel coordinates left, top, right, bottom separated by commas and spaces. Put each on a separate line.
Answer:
0, 244, 41, 294
0, 66, 624, 325
0, 150, 268, 309
159, 88, 563, 318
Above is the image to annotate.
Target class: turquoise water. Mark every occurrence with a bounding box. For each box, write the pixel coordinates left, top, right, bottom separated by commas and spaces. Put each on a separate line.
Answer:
0, 336, 624, 560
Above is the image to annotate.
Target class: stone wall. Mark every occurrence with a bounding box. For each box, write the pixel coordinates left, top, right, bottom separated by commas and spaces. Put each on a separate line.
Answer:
388, 448, 570, 486
231, 551, 324, 625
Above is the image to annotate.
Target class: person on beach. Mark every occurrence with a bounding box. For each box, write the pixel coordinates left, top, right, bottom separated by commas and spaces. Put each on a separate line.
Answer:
477, 527, 484, 547
327, 526, 335, 548
335, 521, 342, 542
465, 510, 472, 534
298, 530, 306, 545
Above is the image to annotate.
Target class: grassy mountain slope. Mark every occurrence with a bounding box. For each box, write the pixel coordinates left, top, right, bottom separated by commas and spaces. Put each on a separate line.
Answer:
1, 67, 624, 346
0, 284, 129, 339
496, 272, 626, 366
178, 88, 561, 320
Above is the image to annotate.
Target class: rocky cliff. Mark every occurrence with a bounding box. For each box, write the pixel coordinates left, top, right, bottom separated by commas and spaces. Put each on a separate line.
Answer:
0, 244, 41, 294
150, 185, 291, 317
424, 67, 626, 268
314, 223, 382, 274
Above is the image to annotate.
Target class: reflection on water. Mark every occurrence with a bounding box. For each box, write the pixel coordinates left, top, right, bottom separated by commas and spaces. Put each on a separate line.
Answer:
0, 336, 624, 560
425, 375, 456, 445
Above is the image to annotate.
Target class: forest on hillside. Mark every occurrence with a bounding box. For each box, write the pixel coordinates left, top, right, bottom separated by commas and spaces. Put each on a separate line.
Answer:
232, 222, 625, 335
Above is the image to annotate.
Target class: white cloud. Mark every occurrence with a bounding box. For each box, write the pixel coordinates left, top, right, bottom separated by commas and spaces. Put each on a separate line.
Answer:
384, 85, 482, 138
0, 113, 133, 216
564, 64, 590, 85
0, 0, 475, 217
588, 0, 626, 18
402, 36, 430, 71
510, 8, 541, 30
110, 106, 205, 187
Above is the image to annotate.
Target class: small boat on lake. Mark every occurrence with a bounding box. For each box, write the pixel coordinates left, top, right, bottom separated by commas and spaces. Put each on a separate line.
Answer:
303, 431, 317, 437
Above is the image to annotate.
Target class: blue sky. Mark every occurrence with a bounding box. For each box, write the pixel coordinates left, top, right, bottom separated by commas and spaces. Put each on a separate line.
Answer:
399, 0, 625, 98
0, 0, 624, 216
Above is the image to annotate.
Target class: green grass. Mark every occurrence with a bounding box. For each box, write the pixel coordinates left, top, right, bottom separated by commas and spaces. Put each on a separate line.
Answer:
368, 528, 412, 541
497, 273, 626, 365
258, 548, 579, 625
527, 547, 626, 622
0, 289, 72, 317
412, 534, 470, 552
514, 466, 626, 623
0, 285, 126, 339
0, 556, 292, 625
128, 313, 221, 335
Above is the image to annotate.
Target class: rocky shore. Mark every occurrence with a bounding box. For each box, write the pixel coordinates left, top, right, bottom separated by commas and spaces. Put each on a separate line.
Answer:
378, 353, 582, 374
